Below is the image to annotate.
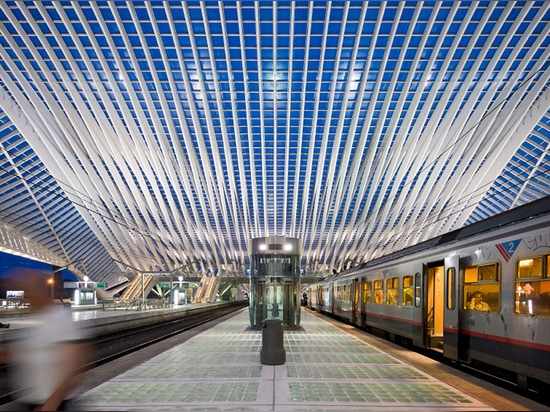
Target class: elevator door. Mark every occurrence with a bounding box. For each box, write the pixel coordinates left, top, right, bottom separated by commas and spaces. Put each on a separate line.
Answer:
266, 282, 283, 319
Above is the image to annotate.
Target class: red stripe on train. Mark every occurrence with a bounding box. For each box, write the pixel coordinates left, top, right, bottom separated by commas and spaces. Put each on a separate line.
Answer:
366, 313, 550, 352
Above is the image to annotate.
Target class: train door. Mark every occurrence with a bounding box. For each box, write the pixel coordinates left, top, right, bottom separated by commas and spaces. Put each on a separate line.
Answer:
443, 255, 459, 360
423, 262, 444, 349
352, 278, 359, 325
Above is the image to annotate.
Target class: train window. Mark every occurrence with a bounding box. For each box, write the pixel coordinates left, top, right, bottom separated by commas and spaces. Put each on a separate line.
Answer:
363, 281, 372, 303
480, 264, 498, 281
515, 256, 550, 316
446, 267, 455, 310
374, 279, 384, 304
337, 286, 341, 301
464, 263, 499, 282
517, 257, 542, 278
347, 284, 351, 302
402, 275, 413, 306
386, 277, 398, 305
464, 266, 477, 283
414, 272, 421, 307
463, 263, 500, 312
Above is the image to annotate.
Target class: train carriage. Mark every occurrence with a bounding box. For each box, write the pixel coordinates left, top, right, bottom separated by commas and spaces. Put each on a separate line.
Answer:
306, 196, 550, 390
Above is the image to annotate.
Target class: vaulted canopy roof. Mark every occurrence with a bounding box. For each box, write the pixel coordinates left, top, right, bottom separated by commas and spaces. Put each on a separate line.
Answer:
0, 1, 549, 287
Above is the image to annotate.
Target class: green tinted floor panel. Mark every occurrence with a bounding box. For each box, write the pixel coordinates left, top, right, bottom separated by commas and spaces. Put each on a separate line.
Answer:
71, 310, 494, 411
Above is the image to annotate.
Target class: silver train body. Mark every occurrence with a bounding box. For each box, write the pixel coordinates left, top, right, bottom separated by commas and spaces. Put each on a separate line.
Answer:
306, 196, 550, 389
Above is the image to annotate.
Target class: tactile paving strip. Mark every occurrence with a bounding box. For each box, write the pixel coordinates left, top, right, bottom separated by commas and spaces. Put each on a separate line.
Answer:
71, 310, 494, 411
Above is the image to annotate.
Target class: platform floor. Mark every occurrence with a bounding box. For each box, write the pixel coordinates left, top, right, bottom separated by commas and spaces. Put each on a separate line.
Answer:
69, 309, 495, 411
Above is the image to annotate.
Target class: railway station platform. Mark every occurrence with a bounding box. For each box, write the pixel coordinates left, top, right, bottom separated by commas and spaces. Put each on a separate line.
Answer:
0, 301, 243, 343
65, 308, 545, 411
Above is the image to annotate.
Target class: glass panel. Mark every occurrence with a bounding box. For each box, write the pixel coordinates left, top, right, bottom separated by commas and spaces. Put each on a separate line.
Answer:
464, 266, 478, 283
479, 264, 498, 281
402, 275, 413, 306
464, 285, 499, 311
447, 267, 455, 309
517, 257, 542, 278
386, 276, 398, 305
386, 288, 398, 305
463, 263, 500, 312
414, 272, 421, 307
374, 279, 384, 304
515, 280, 550, 315
363, 281, 372, 303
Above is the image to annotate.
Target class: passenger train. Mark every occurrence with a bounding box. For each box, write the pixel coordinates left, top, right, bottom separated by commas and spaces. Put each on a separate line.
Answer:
306, 196, 550, 390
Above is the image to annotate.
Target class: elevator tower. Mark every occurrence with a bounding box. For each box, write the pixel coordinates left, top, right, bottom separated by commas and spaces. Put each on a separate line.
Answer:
248, 236, 302, 328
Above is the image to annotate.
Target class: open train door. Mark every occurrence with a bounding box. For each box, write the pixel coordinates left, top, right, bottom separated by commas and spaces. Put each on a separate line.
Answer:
423, 262, 444, 349
443, 255, 459, 360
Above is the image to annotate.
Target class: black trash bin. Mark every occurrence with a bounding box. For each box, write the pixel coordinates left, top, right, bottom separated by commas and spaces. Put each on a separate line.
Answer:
260, 318, 286, 365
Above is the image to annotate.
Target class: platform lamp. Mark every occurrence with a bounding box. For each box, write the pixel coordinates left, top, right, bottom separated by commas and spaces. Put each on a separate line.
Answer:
48, 275, 54, 301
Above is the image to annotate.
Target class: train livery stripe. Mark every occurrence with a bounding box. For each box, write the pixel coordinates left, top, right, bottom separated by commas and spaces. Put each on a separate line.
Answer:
366, 314, 550, 353
495, 243, 511, 262
459, 328, 550, 353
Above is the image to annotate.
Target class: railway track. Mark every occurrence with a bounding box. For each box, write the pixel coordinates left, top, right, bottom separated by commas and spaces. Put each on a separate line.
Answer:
0, 301, 247, 406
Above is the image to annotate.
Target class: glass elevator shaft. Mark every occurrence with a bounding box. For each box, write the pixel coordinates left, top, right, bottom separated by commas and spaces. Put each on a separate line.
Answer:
248, 236, 302, 328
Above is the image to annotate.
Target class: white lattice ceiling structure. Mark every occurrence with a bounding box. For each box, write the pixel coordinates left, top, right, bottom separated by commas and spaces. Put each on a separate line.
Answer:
0, 1, 549, 287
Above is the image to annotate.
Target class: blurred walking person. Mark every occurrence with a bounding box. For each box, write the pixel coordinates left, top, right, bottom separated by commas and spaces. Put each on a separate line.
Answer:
1, 269, 88, 411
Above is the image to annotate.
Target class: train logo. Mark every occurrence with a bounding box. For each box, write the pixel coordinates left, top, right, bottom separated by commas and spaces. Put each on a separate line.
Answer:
495, 239, 521, 262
